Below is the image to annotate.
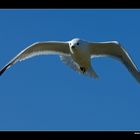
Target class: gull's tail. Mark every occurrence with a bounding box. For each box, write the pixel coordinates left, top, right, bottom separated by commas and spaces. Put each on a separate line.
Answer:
85, 66, 99, 79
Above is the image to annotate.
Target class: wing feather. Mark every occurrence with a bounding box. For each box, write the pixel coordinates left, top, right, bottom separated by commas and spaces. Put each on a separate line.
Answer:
88, 41, 140, 83
0, 41, 70, 75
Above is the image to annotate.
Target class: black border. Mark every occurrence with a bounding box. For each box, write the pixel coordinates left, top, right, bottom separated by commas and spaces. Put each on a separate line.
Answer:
0, 131, 140, 138
0, 0, 140, 8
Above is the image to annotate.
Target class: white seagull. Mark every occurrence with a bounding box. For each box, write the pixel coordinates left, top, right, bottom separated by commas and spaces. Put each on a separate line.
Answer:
0, 38, 140, 83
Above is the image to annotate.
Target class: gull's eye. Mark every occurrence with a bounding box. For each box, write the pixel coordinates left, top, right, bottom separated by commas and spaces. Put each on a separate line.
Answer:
77, 43, 79, 45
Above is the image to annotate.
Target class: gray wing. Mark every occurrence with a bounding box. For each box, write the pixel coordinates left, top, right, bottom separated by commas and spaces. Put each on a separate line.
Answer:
88, 41, 140, 83
0, 41, 70, 75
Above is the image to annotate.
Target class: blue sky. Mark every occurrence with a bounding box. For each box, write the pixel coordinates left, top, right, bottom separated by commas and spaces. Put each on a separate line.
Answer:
0, 9, 140, 130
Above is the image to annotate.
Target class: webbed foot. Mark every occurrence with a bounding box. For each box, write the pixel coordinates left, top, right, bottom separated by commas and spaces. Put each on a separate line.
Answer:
80, 67, 86, 73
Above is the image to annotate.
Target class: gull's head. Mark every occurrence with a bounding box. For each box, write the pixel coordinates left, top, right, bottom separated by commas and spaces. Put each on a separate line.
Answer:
69, 38, 88, 50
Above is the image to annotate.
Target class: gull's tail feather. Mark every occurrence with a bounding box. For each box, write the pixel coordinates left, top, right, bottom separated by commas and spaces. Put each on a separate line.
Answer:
86, 66, 99, 79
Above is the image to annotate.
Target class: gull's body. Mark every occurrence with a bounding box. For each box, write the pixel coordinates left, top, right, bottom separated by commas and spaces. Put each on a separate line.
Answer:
0, 38, 140, 83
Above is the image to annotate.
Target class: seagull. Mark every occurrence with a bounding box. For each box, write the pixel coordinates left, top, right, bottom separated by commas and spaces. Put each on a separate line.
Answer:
0, 38, 140, 83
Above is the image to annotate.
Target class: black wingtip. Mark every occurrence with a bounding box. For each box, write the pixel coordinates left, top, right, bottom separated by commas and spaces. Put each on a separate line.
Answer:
0, 67, 7, 76
0, 63, 12, 76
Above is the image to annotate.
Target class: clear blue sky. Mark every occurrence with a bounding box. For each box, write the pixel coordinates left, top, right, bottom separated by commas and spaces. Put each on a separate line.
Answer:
0, 9, 140, 130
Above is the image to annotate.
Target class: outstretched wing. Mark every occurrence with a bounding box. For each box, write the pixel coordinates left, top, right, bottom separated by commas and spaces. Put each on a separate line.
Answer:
0, 41, 70, 75
88, 41, 140, 83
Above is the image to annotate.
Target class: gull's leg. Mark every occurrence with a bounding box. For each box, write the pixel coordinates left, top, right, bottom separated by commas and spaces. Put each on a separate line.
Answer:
79, 65, 99, 79
80, 67, 86, 74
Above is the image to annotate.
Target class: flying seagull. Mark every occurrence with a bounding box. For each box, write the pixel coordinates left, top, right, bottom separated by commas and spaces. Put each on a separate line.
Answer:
0, 38, 140, 83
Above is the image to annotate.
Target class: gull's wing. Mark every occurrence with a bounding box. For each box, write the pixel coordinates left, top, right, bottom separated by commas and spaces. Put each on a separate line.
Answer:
88, 41, 140, 83
0, 41, 70, 75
